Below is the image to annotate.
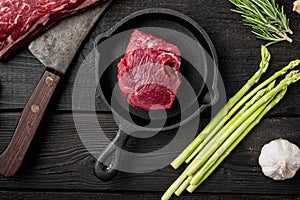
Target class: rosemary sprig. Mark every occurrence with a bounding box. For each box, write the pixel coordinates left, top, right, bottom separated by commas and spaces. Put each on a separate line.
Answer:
230, 0, 293, 46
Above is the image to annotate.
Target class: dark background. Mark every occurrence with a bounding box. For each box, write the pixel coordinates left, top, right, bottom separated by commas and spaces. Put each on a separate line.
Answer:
0, 0, 300, 199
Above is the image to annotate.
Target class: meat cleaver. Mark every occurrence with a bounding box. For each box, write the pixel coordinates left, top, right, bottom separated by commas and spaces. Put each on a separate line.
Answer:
0, 1, 111, 177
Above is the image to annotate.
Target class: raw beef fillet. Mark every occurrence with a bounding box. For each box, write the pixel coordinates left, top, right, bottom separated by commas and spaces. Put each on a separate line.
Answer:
118, 29, 181, 110
0, 0, 106, 59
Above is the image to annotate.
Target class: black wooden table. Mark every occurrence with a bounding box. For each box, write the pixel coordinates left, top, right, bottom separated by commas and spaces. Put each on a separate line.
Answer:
1, 0, 300, 199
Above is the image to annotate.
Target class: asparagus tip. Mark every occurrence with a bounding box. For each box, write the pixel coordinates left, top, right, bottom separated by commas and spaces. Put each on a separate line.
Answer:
261, 45, 271, 62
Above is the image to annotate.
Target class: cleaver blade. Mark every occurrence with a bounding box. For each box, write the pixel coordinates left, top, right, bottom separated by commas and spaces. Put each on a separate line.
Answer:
29, 1, 112, 74
0, 1, 111, 177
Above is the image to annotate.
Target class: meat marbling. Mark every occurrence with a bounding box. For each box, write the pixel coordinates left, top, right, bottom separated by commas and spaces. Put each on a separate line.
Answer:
118, 29, 181, 110
0, 0, 106, 59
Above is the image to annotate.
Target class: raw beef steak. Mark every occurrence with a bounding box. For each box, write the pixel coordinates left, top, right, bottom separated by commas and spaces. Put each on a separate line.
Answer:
0, 0, 106, 59
118, 29, 181, 110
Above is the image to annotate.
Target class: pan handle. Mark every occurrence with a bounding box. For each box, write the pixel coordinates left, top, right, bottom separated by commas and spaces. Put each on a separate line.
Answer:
94, 129, 129, 181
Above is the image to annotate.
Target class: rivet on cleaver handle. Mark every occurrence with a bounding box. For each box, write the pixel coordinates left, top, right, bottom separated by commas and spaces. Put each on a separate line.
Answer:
0, 71, 60, 177
0, 1, 111, 177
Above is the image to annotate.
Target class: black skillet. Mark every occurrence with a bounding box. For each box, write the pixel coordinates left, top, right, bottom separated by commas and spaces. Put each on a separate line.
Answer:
93, 8, 221, 181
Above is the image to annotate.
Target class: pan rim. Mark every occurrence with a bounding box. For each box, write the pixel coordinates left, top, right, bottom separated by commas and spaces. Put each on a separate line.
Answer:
95, 8, 220, 132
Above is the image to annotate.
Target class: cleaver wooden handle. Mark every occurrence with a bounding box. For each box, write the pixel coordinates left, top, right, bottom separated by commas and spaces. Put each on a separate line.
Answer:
0, 70, 60, 177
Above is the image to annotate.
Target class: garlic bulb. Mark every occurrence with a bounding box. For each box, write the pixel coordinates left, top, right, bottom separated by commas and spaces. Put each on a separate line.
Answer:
293, 0, 300, 15
258, 139, 300, 180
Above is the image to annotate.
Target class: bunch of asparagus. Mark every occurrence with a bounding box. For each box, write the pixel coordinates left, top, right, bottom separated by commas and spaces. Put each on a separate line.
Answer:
162, 46, 300, 200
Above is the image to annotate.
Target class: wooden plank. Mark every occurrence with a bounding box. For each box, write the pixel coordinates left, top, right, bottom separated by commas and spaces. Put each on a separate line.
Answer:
0, 0, 299, 115
0, 113, 299, 195
0, 190, 299, 200
0, 0, 299, 197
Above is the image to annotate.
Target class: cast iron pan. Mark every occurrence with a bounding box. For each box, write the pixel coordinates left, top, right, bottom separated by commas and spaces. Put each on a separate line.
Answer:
93, 8, 220, 181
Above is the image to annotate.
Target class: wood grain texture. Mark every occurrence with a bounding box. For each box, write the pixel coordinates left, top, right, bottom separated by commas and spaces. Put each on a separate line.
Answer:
0, 190, 300, 200
0, 0, 299, 115
0, 113, 299, 196
0, 0, 300, 199
0, 70, 60, 177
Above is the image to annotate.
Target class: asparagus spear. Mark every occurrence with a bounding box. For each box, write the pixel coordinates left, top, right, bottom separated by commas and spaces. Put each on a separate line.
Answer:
190, 100, 272, 185
163, 81, 290, 199
174, 176, 192, 196
184, 59, 300, 163
161, 169, 189, 200
187, 87, 288, 193
185, 80, 276, 163
186, 71, 300, 176
171, 46, 271, 169
162, 69, 300, 200
162, 82, 274, 200
187, 71, 297, 190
